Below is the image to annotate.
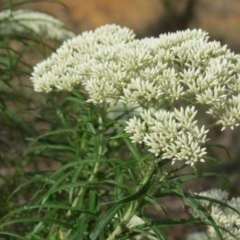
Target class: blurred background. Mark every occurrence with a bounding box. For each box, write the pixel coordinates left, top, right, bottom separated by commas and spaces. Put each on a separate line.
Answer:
22, 0, 240, 52
1, 0, 240, 239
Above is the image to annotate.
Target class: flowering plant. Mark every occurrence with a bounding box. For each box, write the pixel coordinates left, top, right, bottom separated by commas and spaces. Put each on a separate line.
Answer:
1, 13, 240, 239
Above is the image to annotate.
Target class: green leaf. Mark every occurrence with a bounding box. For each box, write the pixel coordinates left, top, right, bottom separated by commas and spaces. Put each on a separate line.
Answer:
139, 153, 154, 163
25, 144, 76, 155
104, 159, 138, 175
68, 164, 85, 204
105, 176, 153, 205
93, 134, 100, 159
89, 190, 98, 213
90, 203, 124, 240
110, 133, 131, 140
41, 169, 76, 204
123, 137, 140, 160
0, 218, 73, 229
38, 181, 97, 202
205, 143, 232, 160
188, 195, 223, 240
154, 218, 205, 226
8, 175, 53, 200
1, 203, 95, 219
188, 193, 240, 216
101, 179, 131, 192
0, 231, 24, 239
49, 158, 122, 180
65, 97, 86, 105
174, 172, 229, 184
36, 129, 78, 140
143, 196, 167, 215
141, 216, 167, 240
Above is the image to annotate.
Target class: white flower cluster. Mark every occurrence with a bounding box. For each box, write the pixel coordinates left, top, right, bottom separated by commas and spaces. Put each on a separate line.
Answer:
30, 24, 240, 165
31, 24, 135, 93
31, 24, 240, 130
188, 189, 240, 240
125, 106, 208, 165
0, 9, 75, 40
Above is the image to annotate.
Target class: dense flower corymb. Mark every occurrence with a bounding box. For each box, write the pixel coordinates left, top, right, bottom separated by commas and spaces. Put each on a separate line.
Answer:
30, 24, 240, 166
125, 106, 208, 166
31, 24, 240, 131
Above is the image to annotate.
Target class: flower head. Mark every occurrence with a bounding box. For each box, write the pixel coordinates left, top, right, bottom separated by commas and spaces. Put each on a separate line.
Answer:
125, 106, 208, 166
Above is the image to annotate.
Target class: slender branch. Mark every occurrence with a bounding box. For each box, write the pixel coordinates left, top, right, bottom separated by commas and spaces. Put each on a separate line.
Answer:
106, 174, 151, 239
106, 201, 138, 240
206, 120, 221, 130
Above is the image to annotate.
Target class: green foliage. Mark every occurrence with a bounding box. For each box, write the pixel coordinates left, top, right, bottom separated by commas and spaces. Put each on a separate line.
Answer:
1, 1, 240, 240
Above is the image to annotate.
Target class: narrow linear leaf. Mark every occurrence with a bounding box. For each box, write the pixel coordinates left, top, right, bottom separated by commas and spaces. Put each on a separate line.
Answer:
0, 218, 73, 229
104, 159, 138, 174
90, 203, 124, 240
123, 137, 140, 160
0, 231, 24, 239
187, 193, 240, 216
188, 195, 223, 240
93, 134, 100, 159
175, 172, 229, 184
49, 158, 122, 180
105, 176, 153, 205
141, 216, 167, 240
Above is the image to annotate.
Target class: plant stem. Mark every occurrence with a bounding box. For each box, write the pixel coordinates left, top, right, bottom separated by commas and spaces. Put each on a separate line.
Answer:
66, 161, 101, 216
106, 174, 151, 239
106, 200, 138, 240
206, 120, 221, 130
66, 105, 105, 217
